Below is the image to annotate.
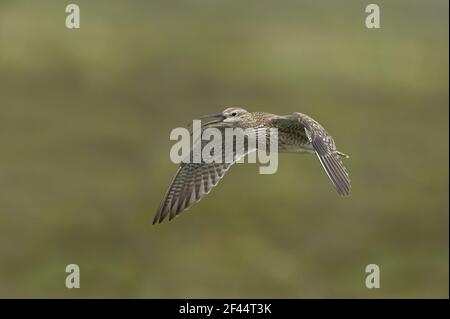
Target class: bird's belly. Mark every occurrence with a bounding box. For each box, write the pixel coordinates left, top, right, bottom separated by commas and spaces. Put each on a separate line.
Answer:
278, 143, 314, 154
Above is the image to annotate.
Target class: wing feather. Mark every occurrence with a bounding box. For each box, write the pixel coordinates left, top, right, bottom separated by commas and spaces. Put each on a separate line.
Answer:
271, 112, 351, 195
153, 128, 254, 224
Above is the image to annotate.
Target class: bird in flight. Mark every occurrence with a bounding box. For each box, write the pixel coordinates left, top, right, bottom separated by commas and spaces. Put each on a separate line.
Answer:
153, 107, 351, 224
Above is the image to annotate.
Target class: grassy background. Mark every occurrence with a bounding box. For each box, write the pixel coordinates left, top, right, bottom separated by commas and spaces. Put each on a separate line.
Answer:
0, 0, 448, 298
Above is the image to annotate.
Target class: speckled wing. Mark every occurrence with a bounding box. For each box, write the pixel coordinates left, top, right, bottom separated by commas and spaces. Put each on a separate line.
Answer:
153, 129, 255, 224
271, 112, 351, 196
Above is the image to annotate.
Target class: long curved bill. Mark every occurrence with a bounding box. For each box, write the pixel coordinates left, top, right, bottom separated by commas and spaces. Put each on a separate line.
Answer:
196, 112, 225, 127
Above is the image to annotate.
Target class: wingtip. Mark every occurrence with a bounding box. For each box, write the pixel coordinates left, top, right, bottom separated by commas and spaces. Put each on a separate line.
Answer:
337, 183, 351, 196
153, 207, 177, 225
152, 209, 164, 225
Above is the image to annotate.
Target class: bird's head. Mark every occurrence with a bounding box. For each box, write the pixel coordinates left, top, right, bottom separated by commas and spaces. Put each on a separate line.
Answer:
199, 107, 250, 128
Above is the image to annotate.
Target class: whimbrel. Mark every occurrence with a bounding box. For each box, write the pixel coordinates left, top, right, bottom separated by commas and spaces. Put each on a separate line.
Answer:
153, 107, 351, 224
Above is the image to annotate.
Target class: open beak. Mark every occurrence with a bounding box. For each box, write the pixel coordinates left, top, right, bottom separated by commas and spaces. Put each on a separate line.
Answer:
196, 112, 226, 127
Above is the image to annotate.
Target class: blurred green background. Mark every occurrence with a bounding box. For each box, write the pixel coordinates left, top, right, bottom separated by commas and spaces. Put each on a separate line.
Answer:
0, 0, 448, 298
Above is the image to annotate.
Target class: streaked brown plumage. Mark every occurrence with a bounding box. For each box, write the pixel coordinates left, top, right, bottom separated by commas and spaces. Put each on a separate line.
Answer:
153, 107, 351, 224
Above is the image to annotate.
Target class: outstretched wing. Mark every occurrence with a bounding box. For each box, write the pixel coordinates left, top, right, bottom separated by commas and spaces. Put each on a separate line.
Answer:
153, 162, 232, 224
153, 128, 256, 224
271, 112, 351, 195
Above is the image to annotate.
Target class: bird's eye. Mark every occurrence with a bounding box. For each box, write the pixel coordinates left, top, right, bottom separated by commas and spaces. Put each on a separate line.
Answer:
231, 112, 237, 116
